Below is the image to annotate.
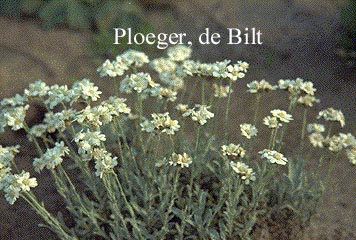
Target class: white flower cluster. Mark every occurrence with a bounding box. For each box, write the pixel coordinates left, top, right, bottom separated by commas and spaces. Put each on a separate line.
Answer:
168, 152, 192, 168
20, 79, 102, 111
0, 145, 20, 166
1, 105, 29, 131
221, 143, 246, 159
121, 49, 150, 67
308, 130, 355, 153
0, 94, 27, 107
230, 161, 256, 185
44, 84, 71, 109
70, 79, 102, 103
247, 79, 277, 93
317, 108, 345, 128
278, 78, 319, 107
263, 109, 293, 129
240, 123, 258, 139
150, 47, 189, 90
33, 141, 69, 172
308, 132, 325, 148
182, 104, 214, 125
158, 70, 186, 91
43, 109, 76, 133
93, 148, 118, 178
97, 49, 149, 77
151, 87, 178, 102
307, 123, 326, 133
270, 109, 294, 123
141, 112, 180, 135
0, 170, 37, 205
278, 78, 316, 96
167, 45, 192, 62
151, 57, 178, 73
120, 72, 158, 95
1, 146, 36, 205
183, 60, 248, 81
24, 80, 50, 97
75, 97, 131, 128
74, 130, 106, 160
259, 149, 288, 165
297, 94, 320, 107
175, 104, 189, 113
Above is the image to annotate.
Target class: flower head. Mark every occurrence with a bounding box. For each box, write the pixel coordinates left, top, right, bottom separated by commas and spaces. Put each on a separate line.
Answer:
3, 105, 29, 131
182, 104, 214, 125
120, 72, 157, 94
259, 149, 288, 165
297, 95, 320, 107
221, 144, 246, 159
240, 123, 258, 139
1, 94, 27, 107
0, 170, 37, 205
309, 132, 325, 148
93, 149, 118, 178
247, 79, 277, 93
24, 80, 49, 97
175, 104, 189, 113
278, 78, 316, 97
324, 135, 344, 152
15, 171, 38, 192
225, 63, 246, 81
150, 57, 177, 73
317, 108, 345, 128
0, 145, 20, 167
270, 109, 293, 123
230, 161, 256, 185
97, 57, 129, 77
168, 152, 192, 168
141, 112, 180, 135
167, 45, 192, 62
33, 141, 69, 172
44, 84, 71, 109
151, 87, 177, 102
338, 133, 356, 148
307, 123, 325, 133
121, 49, 149, 67
263, 116, 282, 129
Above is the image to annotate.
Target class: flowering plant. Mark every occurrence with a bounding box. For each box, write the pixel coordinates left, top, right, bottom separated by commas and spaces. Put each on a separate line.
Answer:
0, 46, 354, 239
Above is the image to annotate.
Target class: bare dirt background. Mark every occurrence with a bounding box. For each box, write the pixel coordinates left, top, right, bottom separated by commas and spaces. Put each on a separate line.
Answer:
0, 0, 355, 239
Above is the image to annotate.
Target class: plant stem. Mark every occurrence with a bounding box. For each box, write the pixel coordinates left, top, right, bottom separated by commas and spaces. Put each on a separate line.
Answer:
195, 125, 201, 153
136, 93, 146, 154
268, 128, 275, 149
300, 108, 308, 141
201, 80, 206, 105
161, 168, 180, 238
22, 192, 74, 240
224, 81, 233, 143
299, 108, 308, 151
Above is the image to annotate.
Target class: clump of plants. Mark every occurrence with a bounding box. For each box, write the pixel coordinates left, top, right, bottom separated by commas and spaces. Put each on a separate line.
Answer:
0, 46, 355, 239
0, 0, 153, 58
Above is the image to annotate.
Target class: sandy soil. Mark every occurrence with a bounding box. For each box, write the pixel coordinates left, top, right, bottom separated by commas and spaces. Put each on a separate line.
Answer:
0, 0, 355, 239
